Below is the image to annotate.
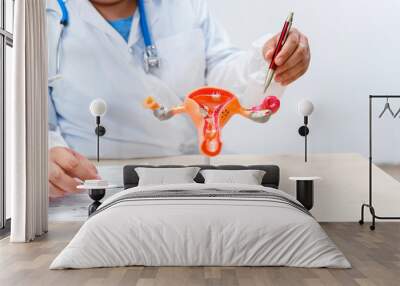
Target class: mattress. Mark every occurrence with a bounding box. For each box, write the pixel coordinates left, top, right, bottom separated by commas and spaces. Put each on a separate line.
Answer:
50, 183, 351, 269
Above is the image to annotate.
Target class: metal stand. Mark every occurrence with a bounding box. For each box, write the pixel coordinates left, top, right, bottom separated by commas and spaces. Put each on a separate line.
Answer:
94, 116, 106, 162
305, 128, 308, 163
359, 95, 400, 231
88, 189, 105, 216
298, 116, 310, 163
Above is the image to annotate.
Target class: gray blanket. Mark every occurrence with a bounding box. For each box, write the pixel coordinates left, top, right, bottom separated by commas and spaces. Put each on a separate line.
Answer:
92, 188, 312, 217
50, 183, 350, 269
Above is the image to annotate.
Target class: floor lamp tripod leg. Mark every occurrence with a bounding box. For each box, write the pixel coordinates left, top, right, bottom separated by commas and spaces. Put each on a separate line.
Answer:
359, 204, 365, 225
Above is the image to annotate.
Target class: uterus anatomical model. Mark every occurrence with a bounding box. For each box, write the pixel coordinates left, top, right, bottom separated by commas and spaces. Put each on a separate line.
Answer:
144, 87, 280, 157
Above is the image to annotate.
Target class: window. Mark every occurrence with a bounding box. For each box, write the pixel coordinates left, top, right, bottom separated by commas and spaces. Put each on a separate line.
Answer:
0, 0, 14, 232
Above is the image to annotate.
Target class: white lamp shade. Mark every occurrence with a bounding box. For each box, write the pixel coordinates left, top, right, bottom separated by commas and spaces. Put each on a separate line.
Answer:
90, 99, 107, 117
298, 99, 314, 116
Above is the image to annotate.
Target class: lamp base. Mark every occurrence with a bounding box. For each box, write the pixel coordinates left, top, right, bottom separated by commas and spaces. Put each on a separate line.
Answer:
298, 126, 309, 137
95, 125, 106, 136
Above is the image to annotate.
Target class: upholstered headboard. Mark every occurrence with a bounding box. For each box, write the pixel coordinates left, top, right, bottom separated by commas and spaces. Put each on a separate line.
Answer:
123, 165, 280, 189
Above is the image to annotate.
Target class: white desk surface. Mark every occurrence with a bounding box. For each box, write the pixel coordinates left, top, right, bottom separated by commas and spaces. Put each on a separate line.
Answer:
289, 177, 322, 181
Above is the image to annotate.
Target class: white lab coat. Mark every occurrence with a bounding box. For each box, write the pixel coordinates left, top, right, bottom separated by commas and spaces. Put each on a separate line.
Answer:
47, 0, 277, 159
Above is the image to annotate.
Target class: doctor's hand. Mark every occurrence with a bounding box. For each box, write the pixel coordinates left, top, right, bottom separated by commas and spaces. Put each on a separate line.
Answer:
263, 28, 310, 86
48, 147, 99, 199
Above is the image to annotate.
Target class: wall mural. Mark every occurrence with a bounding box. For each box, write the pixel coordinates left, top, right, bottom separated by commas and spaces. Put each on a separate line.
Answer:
46, 0, 310, 200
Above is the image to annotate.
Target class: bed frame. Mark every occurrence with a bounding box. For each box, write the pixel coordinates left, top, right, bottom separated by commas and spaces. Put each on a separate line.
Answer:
123, 165, 280, 189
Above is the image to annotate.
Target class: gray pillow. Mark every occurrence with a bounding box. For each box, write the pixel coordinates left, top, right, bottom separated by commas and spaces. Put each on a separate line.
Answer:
135, 167, 201, 186
200, 169, 266, 185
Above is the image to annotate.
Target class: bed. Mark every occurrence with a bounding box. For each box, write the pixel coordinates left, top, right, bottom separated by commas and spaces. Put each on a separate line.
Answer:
50, 165, 350, 269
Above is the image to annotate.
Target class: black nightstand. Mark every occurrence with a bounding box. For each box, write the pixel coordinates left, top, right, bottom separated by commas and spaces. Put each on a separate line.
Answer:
77, 185, 107, 216
77, 182, 118, 216
289, 177, 321, 210
87, 189, 106, 216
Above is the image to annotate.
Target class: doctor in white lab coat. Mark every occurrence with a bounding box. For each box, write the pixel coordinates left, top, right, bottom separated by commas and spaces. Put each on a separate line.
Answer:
47, 0, 311, 198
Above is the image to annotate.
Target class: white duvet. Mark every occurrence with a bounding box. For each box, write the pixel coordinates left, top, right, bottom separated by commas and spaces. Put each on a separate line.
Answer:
50, 183, 351, 269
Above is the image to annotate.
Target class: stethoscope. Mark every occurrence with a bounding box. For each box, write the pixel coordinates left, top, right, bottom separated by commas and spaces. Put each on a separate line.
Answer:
55, 0, 160, 76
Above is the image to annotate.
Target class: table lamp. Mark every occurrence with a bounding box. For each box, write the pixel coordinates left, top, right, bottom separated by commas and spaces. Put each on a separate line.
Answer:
297, 100, 314, 162
90, 99, 107, 162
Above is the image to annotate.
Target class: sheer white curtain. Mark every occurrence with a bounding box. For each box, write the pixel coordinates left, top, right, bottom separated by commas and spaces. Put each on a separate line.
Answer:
8, 0, 48, 242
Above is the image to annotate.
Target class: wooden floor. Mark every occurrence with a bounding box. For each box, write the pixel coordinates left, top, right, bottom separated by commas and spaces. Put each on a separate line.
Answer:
1, 222, 400, 286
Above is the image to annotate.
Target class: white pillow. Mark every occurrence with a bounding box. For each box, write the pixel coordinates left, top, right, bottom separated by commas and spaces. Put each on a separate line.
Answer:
200, 169, 266, 185
135, 167, 201, 186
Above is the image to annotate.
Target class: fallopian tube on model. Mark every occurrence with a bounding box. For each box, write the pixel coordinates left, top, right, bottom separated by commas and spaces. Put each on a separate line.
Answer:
144, 87, 280, 157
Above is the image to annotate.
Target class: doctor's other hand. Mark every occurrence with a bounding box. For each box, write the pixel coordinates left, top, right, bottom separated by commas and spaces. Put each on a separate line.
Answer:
263, 28, 310, 86
48, 147, 99, 199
